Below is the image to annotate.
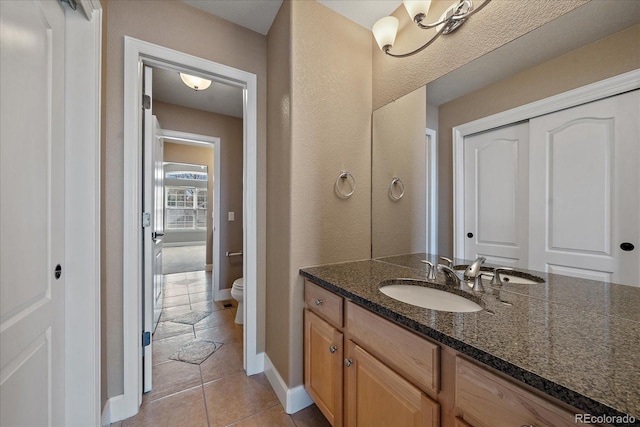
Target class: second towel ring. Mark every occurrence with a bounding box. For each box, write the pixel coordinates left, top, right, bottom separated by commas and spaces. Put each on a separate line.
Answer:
335, 171, 356, 198
389, 177, 405, 201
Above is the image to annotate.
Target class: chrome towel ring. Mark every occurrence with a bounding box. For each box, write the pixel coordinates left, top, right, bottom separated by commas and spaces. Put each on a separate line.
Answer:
389, 177, 405, 201
335, 171, 356, 198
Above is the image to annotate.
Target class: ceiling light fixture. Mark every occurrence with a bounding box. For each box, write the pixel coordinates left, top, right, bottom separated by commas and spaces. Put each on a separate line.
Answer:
373, 0, 491, 58
179, 73, 212, 91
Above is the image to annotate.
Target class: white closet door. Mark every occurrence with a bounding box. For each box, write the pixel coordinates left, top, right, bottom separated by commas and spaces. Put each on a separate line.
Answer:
529, 90, 639, 285
463, 122, 529, 267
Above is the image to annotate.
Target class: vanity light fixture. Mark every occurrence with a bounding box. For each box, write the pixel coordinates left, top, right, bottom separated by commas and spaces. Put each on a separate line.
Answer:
372, 0, 491, 58
179, 73, 212, 91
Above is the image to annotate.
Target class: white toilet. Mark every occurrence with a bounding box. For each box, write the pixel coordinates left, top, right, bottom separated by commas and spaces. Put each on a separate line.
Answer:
230, 277, 244, 324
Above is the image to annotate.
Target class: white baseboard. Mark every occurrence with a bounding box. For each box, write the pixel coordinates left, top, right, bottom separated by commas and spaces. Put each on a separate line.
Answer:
214, 288, 232, 301
205, 263, 213, 271
101, 394, 129, 425
264, 353, 313, 414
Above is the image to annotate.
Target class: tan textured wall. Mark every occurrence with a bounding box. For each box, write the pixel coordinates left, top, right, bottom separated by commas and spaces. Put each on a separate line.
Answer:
266, 0, 372, 386
372, 86, 427, 258
372, 0, 587, 110
102, 0, 267, 399
154, 102, 244, 291
436, 25, 640, 254
266, 0, 292, 385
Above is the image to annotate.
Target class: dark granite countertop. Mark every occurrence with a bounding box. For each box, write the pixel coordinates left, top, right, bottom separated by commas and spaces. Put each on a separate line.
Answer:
299, 254, 640, 426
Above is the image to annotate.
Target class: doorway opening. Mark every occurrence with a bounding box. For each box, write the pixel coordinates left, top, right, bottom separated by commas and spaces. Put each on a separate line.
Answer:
121, 37, 261, 419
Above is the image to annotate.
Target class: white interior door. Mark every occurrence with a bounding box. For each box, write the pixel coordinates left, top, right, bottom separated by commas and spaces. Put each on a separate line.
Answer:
529, 90, 640, 285
0, 1, 66, 425
142, 66, 164, 393
153, 117, 164, 329
463, 122, 529, 267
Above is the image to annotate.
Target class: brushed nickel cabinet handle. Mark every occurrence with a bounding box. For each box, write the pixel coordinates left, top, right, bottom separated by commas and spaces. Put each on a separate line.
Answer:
315, 299, 323, 305
344, 359, 353, 367
329, 345, 337, 354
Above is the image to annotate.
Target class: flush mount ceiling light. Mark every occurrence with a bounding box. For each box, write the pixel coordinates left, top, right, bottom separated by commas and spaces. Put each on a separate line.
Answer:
373, 0, 491, 58
179, 73, 212, 91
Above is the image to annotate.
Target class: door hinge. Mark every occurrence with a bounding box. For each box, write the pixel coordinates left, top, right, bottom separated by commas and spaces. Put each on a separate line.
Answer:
142, 212, 151, 227
142, 95, 151, 110
142, 331, 151, 347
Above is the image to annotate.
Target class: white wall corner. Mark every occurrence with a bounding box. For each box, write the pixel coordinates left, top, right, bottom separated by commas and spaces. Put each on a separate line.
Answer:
263, 353, 313, 414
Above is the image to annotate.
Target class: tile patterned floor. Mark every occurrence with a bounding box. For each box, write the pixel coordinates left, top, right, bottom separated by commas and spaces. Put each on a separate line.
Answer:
114, 271, 330, 427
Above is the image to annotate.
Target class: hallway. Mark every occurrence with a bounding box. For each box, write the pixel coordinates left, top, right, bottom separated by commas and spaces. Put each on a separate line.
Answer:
113, 271, 329, 426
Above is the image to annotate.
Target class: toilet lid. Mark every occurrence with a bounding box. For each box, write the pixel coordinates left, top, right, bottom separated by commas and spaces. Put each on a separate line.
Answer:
233, 278, 244, 290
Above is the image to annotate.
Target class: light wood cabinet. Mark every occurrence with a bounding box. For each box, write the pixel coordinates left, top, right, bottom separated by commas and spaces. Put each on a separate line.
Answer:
303, 279, 589, 427
304, 309, 343, 426
345, 340, 439, 427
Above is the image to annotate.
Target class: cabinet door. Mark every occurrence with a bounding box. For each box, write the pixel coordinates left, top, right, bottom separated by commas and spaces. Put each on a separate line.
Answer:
305, 309, 343, 426
345, 341, 439, 427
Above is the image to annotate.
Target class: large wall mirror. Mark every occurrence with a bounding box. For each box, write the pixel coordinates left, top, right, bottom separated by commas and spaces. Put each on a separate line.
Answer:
371, 1, 640, 284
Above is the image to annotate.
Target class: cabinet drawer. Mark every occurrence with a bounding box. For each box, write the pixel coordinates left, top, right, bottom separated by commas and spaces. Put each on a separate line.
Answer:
455, 357, 576, 427
345, 301, 439, 396
305, 280, 343, 328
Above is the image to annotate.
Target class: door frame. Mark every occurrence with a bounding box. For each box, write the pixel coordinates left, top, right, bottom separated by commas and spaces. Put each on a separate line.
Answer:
159, 129, 223, 299
426, 128, 438, 255
64, 2, 102, 426
122, 37, 260, 419
453, 69, 640, 259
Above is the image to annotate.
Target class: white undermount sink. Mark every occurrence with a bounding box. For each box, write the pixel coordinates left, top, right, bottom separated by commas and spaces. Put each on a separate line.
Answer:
379, 280, 483, 313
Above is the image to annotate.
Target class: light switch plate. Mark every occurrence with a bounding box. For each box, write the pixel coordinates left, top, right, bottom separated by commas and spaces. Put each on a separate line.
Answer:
228, 211, 234, 221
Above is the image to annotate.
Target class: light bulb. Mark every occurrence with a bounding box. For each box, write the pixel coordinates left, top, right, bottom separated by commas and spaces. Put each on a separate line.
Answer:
179, 73, 212, 91
403, 0, 432, 22
372, 16, 399, 51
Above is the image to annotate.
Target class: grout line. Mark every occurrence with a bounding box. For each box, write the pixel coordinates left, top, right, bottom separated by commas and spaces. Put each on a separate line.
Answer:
199, 366, 211, 427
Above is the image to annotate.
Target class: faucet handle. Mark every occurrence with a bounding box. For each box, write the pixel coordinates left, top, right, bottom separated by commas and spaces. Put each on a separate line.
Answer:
421, 260, 437, 280
439, 256, 453, 268
491, 267, 514, 286
472, 273, 485, 292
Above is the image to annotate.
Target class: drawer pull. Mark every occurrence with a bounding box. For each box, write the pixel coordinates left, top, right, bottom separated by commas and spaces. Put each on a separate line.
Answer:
344, 359, 353, 367
315, 299, 323, 306
329, 345, 338, 354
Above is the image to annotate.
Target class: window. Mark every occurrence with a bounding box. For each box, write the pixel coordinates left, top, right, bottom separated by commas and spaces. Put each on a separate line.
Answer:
165, 187, 207, 230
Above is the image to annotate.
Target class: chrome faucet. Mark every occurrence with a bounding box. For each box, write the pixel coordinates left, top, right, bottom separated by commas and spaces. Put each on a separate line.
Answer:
438, 264, 461, 287
463, 256, 486, 281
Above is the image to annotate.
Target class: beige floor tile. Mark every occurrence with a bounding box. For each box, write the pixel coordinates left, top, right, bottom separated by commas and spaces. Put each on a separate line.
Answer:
195, 321, 243, 345
163, 294, 191, 308
228, 403, 295, 427
142, 359, 203, 403
203, 373, 278, 427
199, 340, 244, 383
189, 291, 212, 304
152, 332, 195, 364
109, 422, 123, 427
123, 386, 208, 427
290, 404, 331, 427
162, 287, 190, 298
164, 272, 188, 283
194, 308, 236, 331
153, 321, 194, 341
159, 305, 193, 322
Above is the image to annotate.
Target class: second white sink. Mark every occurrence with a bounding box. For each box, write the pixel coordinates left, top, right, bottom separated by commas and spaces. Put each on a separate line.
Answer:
379, 281, 483, 313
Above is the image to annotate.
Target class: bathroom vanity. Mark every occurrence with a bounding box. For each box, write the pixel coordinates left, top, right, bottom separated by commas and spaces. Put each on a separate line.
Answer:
300, 255, 640, 427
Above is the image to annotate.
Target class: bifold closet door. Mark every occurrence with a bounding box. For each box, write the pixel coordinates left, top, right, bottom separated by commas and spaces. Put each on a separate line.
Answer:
528, 90, 640, 285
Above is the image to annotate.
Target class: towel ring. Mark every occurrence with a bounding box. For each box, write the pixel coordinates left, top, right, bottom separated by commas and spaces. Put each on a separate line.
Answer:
389, 177, 405, 201
335, 171, 356, 198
